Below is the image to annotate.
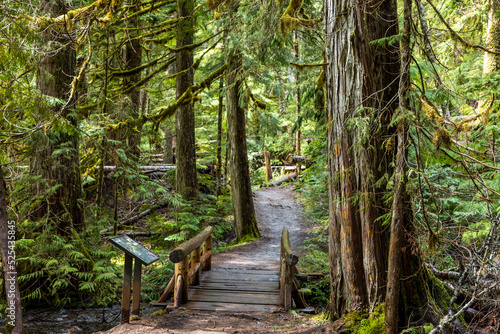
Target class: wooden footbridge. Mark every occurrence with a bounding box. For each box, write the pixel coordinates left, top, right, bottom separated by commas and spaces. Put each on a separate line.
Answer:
151, 226, 307, 312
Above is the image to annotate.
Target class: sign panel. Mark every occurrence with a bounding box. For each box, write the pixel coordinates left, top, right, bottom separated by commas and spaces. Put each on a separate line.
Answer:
109, 235, 159, 265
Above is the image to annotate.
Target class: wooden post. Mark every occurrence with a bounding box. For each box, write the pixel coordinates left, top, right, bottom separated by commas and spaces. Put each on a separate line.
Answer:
174, 257, 189, 305
264, 150, 272, 182
131, 260, 142, 315
191, 246, 201, 285
121, 254, 133, 323
202, 235, 212, 271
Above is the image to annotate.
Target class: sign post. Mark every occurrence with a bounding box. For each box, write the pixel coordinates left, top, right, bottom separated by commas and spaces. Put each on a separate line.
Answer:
109, 235, 159, 323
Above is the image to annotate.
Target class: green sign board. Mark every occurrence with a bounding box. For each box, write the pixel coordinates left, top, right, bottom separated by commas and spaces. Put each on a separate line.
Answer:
109, 235, 159, 265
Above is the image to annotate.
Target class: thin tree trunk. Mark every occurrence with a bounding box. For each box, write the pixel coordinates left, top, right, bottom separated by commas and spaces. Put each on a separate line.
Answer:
0, 166, 23, 333
164, 123, 174, 164
385, 0, 412, 331
216, 78, 224, 194
123, 0, 142, 159
294, 30, 301, 174
175, 0, 197, 200
226, 49, 260, 241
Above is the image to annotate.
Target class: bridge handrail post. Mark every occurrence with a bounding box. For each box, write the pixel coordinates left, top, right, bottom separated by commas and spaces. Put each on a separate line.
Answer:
280, 229, 305, 310
170, 226, 213, 306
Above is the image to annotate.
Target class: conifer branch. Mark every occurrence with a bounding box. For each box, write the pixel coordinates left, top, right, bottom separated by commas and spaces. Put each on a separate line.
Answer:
426, 0, 500, 55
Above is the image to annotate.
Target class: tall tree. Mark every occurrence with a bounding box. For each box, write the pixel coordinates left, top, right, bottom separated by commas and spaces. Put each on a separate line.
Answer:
122, 0, 143, 159
385, 0, 412, 331
0, 166, 23, 333
175, 0, 198, 199
324, 0, 401, 314
226, 48, 260, 241
33, 0, 84, 232
483, 0, 500, 74
325, 0, 451, 329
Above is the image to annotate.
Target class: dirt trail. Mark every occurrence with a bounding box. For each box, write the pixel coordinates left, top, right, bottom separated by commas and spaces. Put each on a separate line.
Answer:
98, 185, 333, 334
212, 184, 307, 271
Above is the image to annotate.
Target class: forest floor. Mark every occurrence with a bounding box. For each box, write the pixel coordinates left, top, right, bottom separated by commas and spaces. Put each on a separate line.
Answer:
97, 185, 336, 334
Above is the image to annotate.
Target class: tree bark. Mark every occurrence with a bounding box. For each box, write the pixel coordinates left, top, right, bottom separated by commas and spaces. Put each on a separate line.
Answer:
226, 49, 260, 241
385, 0, 412, 331
163, 122, 174, 164
0, 166, 23, 333
483, 0, 500, 74
175, 0, 198, 200
294, 30, 301, 175
122, 0, 143, 159
33, 0, 84, 232
216, 78, 224, 194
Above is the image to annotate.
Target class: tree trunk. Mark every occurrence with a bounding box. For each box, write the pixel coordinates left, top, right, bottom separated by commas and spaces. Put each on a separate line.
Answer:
175, 0, 197, 200
325, 0, 449, 328
226, 49, 260, 241
0, 166, 23, 333
483, 0, 500, 74
385, 0, 411, 331
216, 78, 224, 194
294, 30, 301, 174
265, 151, 272, 182
122, 0, 143, 159
33, 0, 84, 232
163, 122, 174, 164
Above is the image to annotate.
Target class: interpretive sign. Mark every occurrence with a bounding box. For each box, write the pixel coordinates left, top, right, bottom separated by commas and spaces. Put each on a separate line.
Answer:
109, 234, 160, 323
109, 234, 159, 265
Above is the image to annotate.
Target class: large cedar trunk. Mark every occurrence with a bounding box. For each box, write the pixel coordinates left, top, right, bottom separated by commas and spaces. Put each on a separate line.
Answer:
325, 0, 449, 328
175, 0, 198, 200
226, 50, 260, 241
33, 0, 84, 232
324, 0, 400, 315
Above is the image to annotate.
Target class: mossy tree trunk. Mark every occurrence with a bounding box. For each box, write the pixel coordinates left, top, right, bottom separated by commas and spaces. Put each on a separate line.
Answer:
325, 0, 450, 328
324, 0, 400, 315
122, 0, 143, 159
483, 0, 500, 74
0, 166, 23, 333
216, 78, 224, 195
33, 0, 84, 233
293, 30, 301, 175
226, 49, 260, 242
175, 0, 198, 200
385, 0, 411, 331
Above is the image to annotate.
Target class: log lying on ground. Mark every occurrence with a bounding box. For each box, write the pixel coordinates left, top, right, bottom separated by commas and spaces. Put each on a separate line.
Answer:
285, 155, 310, 164
271, 172, 298, 186
102, 231, 160, 237
428, 263, 461, 280
95, 165, 176, 172
101, 202, 169, 234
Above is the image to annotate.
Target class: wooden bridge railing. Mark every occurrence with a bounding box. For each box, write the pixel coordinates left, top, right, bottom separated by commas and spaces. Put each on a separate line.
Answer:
280, 229, 306, 310
156, 226, 213, 307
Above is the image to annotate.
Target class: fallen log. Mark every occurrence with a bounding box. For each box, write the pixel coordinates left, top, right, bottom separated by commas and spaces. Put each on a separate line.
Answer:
102, 231, 161, 237
271, 172, 298, 186
101, 203, 170, 234
428, 263, 461, 280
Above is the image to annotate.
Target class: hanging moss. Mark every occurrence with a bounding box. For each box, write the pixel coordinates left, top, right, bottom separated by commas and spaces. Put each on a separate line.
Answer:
432, 128, 452, 150
316, 49, 326, 89
207, 0, 227, 11
422, 98, 444, 125
279, 0, 320, 37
